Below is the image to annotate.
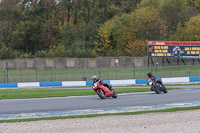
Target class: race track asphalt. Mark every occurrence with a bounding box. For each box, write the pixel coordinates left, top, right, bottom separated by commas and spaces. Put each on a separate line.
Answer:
0, 86, 200, 114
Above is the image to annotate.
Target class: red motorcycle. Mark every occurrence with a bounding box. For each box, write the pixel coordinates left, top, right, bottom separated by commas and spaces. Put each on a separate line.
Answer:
92, 82, 117, 99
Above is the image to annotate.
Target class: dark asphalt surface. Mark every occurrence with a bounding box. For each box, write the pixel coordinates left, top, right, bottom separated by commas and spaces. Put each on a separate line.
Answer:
0, 86, 200, 114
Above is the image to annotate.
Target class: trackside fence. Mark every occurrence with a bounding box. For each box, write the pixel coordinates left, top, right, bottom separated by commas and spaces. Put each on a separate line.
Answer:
0, 63, 199, 83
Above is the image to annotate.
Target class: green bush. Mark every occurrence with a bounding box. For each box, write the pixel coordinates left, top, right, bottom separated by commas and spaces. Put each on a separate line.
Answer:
46, 44, 66, 58
35, 50, 48, 57
0, 44, 15, 59
13, 50, 33, 58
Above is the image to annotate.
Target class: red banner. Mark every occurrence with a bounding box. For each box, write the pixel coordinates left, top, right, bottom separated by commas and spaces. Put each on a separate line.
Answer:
148, 41, 200, 46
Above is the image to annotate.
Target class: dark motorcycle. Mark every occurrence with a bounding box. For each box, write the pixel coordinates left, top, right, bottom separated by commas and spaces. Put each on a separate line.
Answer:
147, 78, 167, 94
92, 82, 117, 99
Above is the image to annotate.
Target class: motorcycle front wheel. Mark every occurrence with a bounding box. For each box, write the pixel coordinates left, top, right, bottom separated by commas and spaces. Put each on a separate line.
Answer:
154, 86, 161, 94
96, 89, 106, 99
162, 85, 168, 93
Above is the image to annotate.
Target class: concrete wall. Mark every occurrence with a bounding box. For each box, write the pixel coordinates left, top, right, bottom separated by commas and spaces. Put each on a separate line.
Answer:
0, 57, 199, 70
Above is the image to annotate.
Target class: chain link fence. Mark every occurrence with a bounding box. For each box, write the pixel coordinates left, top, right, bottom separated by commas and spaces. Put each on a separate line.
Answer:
0, 62, 199, 83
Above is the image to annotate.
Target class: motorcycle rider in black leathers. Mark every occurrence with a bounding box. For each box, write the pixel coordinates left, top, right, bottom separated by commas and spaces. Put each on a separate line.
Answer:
147, 72, 156, 80
147, 72, 164, 91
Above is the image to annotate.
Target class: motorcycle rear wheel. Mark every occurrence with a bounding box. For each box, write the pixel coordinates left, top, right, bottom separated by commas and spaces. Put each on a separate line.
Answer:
112, 90, 117, 98
162, 85, 168, 93
96, 89, 106, 99
157, 83, 167, 93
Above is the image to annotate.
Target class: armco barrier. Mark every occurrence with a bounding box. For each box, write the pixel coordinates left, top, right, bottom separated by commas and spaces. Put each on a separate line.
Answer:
135, 78, 161, 84
135, 79, 147, 84
190, 76, 200, 82
0, 83, 18, 88
0, 76, 199, 88
162, 77, 189, 83
86, 80, 110, 86
62, 81, 86, 87
40, 82, 62, 87
18, 82, 40, 88
110, 79, 135, 86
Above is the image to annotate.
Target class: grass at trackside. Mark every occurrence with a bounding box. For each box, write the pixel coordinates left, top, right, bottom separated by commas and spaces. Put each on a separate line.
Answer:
0, 87, 182, 100
0, 106, 200, 123
0, 89, 96, 100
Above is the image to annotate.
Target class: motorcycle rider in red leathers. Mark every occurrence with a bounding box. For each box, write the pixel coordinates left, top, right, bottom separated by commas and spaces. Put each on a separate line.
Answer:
92, 76, 113, 97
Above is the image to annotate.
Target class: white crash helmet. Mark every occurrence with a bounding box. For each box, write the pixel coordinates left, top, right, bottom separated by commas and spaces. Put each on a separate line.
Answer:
92, 75, 97, 81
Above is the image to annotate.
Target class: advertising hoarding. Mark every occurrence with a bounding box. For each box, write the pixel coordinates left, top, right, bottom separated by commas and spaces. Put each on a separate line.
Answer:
148, 41, 200, 58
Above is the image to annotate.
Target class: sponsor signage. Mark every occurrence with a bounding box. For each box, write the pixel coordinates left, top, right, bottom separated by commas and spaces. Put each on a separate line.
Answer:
148, 41, 200, 58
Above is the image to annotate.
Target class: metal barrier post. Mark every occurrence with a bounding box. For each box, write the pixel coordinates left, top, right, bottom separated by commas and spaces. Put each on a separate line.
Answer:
156, 62, 158, 76
51, 68, 53, 81
115, 59, 119, 80
189, 62, 191, 77
133, 62, 135, 79
20, 69, 22, 82
35, 69, 37, 82
82, 68, 85, 81
6, 69, 8, 83
99, 70, 101, 79
4, 70, 6, 83
169, 63, 171, 78
65, 66, 68, 81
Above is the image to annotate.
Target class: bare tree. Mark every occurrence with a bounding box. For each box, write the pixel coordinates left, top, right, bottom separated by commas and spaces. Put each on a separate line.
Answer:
63, 0, 74, 23
73, 0, 81, 24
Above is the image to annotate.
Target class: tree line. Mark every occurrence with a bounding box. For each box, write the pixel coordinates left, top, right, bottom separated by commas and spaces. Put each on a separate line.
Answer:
0, 0, 199, 59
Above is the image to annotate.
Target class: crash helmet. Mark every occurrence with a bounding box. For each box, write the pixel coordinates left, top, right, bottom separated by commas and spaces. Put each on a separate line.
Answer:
92, 75, 97, 81
147, 72, 152, 77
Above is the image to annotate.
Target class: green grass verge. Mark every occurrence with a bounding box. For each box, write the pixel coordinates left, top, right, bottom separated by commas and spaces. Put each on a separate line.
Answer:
1, 106, 200, 123
0, 87, 181, 100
